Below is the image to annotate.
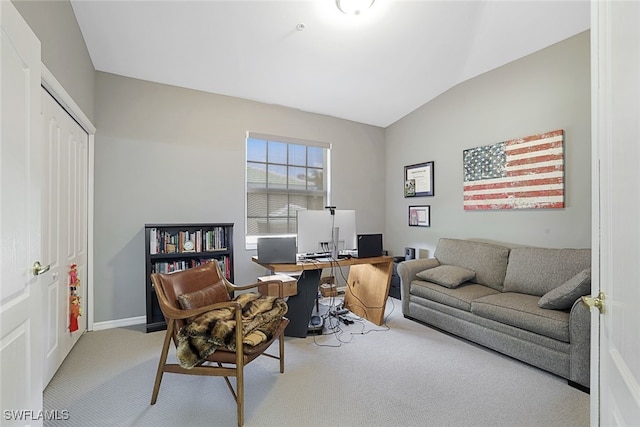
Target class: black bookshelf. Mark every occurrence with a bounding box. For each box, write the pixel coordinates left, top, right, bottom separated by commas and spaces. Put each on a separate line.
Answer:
144, 223, 234, 332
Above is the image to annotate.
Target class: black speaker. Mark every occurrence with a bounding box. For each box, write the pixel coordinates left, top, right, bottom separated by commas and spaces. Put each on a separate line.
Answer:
405, 247, 415, 260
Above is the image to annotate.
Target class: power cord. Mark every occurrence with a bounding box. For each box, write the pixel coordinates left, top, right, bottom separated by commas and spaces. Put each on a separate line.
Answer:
310, 296, 395, 347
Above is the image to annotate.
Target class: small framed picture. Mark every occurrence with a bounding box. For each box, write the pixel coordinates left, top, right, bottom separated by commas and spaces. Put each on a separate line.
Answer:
409, 205, 431, 227
404, 161, 434, 197
405, 179, 416, 197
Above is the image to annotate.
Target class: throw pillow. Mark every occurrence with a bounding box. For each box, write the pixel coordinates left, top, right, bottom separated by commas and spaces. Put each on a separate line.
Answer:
416, 265, 476, 288
538, 268, 591, 310
177, 280, 230, 310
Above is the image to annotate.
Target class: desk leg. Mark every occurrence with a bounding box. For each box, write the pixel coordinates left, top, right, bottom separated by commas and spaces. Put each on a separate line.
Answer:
344, 259, 393, 326
284, 269, 321, 337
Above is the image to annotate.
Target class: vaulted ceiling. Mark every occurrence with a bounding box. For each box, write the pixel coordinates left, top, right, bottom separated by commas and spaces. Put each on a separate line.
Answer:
71, 0, 590, 127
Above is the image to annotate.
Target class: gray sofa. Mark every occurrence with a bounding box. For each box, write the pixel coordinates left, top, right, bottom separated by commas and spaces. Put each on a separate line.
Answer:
398, 238, 591, 389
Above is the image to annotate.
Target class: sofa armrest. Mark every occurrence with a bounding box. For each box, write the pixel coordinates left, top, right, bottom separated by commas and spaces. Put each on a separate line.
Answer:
569, 297, 591, 388
397, 258, 440, 314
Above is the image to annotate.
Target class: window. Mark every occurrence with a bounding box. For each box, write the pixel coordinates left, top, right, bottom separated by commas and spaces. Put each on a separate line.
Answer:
246, 132, 331, 248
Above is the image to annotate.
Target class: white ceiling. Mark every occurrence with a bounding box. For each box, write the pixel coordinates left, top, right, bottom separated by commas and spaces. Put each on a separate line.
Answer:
70, 0, 590, 128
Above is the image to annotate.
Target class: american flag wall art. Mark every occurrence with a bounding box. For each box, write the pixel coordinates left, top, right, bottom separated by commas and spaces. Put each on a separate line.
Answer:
463, 129, 564, 210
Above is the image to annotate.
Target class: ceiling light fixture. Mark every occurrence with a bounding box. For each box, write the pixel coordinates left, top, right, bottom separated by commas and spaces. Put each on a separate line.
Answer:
336, 0, 375, 16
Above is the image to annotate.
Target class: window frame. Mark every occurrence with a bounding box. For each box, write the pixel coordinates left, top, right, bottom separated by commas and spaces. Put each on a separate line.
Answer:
245, 132, 332, 250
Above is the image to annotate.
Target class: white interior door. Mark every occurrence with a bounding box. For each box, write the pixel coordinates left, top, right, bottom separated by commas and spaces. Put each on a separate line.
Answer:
0, 1, 44, 424
592, 0, 640, 424
41, 89, 88, 387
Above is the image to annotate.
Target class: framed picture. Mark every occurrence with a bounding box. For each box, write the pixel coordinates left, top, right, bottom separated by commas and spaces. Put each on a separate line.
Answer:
409, 205, 430, 227
462, 129, 564, 210
404, 161, 434, 197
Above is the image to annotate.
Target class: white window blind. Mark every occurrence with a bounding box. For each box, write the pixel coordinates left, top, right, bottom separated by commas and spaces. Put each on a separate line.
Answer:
246, 132, 331, 247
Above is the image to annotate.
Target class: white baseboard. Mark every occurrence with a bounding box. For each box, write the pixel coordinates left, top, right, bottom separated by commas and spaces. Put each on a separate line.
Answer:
91, 316, 146, 331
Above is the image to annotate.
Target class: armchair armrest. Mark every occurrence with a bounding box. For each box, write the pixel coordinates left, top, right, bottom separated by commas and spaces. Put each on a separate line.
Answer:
228, 279, 287, 298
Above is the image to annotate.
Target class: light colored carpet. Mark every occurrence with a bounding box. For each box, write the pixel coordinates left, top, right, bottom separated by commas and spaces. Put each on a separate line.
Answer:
44, 298, 589, 426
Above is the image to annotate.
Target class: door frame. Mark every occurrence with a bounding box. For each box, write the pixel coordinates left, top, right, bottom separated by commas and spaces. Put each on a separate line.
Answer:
589, 1, 600, 423
41, 64, 96, 331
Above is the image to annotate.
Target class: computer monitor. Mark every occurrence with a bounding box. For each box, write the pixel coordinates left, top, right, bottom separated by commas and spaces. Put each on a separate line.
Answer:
296, 209, 356, 255
333, 210, 357, 251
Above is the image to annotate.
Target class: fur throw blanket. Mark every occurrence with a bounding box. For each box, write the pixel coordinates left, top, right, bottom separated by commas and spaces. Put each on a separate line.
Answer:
176, 292, 288, 369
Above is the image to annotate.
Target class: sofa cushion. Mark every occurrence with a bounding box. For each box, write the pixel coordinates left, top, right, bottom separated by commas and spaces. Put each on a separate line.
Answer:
538, 268, 591, 310
416, 265, 476, 288
503, 247, 591, 296
471, 293, 570, 342
177, 280, 230, 310
434, 238, 510, 291
410, 281, 500, 312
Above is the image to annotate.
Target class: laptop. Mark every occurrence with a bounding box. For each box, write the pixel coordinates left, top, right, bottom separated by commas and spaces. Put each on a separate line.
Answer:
257, 237, 297, 264
353, 234, 383, 258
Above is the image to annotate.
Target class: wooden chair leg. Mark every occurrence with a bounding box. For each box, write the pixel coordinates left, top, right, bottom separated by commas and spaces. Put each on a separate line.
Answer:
151, 320, 175, 405
237, 363, 244, 426
279, 332, 285, 373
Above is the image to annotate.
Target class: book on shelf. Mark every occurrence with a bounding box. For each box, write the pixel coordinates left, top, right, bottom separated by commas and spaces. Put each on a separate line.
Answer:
149, 228, 159, 254
205, 227, 228, 251
149, 227, 229, 255
151, 256, 230, 275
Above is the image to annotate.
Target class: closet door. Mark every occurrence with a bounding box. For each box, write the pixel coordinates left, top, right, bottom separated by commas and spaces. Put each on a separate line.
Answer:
41, 88, 89, 386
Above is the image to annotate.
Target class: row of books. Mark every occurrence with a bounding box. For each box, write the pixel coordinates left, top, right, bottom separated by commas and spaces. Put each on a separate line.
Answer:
151, 257, 231, 278
149, 227, 229, 255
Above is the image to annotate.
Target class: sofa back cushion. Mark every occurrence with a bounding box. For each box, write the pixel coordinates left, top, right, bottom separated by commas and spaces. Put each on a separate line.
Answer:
434, 238, 510, 291
503, 247, 591, 296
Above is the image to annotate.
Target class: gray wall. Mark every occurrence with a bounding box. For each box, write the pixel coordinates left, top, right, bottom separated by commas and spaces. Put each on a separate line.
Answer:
94, 72, 386, 322
384, 31, 591, 258
12, 0, 95, 122
13, 0, 591, 324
